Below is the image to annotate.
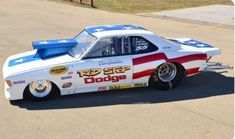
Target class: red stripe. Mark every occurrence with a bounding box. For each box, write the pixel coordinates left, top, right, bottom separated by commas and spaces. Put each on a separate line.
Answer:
168, 54, 207, 63
133, 53, 167, 65
186, 67, 200, 75
133, 53, 207, 66
132, 53, 207, 79
133, 69, 155, 79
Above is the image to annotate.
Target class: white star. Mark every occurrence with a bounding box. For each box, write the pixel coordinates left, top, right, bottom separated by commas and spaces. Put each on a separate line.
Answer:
95, 28, 104, 32
15, 58, 24, 63
196, 44, 205, 47
124, 27, 133, 30
59, 40, 68, 43
188, 41, 197, 44
105, 25, 114, 28
40, 41, 48, 44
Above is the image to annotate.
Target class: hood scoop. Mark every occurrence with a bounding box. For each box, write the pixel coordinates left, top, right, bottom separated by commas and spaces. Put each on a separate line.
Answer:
32, 39, 77, 59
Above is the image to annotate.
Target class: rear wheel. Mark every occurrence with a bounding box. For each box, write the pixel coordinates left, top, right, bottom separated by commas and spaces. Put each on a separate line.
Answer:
25, 80, 55, 101
149, 62, 185, 90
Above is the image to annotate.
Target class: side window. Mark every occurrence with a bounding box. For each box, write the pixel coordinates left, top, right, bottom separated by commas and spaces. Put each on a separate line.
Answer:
122, 36, 132, 54
83, 36, 132, 58
131, 36, 158, 54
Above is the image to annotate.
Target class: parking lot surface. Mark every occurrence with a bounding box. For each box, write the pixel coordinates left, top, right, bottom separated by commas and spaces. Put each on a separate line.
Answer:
139, 5, 234, 27
0, 0, 233, 139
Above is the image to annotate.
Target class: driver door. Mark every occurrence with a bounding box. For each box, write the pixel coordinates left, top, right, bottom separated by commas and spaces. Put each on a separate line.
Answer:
76, 36, 133, 92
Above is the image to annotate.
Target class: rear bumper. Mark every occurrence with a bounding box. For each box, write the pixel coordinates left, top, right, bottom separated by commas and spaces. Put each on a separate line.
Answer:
200, 62, 233, 71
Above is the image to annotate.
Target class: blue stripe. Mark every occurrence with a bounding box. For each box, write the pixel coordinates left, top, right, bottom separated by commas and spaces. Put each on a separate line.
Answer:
177, 39, 213, 48
8, 38, 77, 67
8, 53, 41, 67
85, 25, 146, 34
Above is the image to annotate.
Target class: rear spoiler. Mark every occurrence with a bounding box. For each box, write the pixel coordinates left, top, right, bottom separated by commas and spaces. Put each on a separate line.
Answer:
169, 38, 233, 71
32, 39, 77, 59
169, 38, 221, 57
168, 38, 214, 48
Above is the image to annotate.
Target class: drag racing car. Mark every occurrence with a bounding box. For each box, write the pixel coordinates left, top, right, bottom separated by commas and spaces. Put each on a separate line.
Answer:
3, 25, 222, 101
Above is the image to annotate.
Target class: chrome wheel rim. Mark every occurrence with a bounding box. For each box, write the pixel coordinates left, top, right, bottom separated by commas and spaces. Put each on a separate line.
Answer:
158, 63, 177, 82
29, 80, 52, 98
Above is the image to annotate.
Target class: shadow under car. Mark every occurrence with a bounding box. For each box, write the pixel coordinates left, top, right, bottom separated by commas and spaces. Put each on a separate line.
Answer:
10, 71, 234, 110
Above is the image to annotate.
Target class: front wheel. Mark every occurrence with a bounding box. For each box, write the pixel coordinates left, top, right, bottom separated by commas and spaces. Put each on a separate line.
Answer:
25, 80, 54, 101
149, 63, 185, 90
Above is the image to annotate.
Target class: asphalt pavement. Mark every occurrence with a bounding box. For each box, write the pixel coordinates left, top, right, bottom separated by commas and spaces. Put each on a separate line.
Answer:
0, 1, 233, 139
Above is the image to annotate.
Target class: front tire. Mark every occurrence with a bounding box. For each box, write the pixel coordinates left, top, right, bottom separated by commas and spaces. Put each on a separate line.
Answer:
25, 80, 55, 101
149, 63, 185, 90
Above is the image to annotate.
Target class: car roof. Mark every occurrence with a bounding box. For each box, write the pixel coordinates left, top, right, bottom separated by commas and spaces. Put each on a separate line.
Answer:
85, 24, 153, 37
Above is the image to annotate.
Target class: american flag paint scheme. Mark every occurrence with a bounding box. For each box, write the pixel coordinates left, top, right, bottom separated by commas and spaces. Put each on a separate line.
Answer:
2, 25, 221, 101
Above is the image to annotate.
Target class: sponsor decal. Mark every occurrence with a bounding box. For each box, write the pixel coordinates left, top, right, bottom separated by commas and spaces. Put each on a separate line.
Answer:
98, 86, 107, 91
78, 66, 130, 77
134, 82, 147, 87
49, 66, 68, 75
77, 68, 101, 77
68, 71, 73, 75
98, 59, 123, 66
13, 80, 25, 85
162, 46, 172, 49
109, 84, 132, 90
84, 75, 126, 84
78, 66, 130, 84
61, 76, 72, 80
103, 66, 130, 75
135, 40, 148, 51
62, 82, 72, 88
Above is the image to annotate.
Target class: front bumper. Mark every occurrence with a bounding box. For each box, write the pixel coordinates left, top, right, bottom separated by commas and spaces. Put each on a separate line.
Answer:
4, 82, 24, 100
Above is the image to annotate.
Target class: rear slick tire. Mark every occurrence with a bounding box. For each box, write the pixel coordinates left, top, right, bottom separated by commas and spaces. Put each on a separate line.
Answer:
149, 63, 185, 90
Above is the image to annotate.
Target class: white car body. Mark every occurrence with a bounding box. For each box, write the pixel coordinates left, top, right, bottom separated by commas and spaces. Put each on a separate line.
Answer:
2, 25, 220, 100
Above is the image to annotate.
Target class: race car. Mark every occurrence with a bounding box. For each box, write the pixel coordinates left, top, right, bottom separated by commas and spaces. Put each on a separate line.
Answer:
2, 24, 221, 101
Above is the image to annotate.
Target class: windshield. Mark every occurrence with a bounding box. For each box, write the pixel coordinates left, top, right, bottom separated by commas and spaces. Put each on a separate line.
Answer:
69, 31, 96, 58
